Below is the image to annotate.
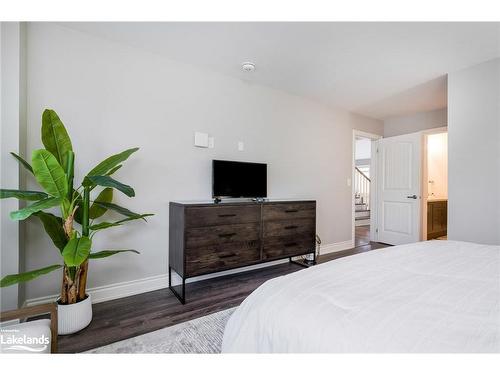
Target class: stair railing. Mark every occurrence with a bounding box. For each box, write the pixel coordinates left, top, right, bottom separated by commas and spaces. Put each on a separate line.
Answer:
354, 167, 371, 210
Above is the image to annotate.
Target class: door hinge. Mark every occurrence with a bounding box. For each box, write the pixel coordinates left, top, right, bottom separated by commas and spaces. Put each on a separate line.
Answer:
376, 228, 379, 233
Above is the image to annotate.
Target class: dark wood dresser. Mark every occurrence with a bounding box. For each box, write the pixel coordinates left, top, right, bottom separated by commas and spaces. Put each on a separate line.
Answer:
169, 200, 316, 303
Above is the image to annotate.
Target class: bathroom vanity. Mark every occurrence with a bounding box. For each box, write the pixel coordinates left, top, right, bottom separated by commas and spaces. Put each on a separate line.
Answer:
427, 198, 448, 240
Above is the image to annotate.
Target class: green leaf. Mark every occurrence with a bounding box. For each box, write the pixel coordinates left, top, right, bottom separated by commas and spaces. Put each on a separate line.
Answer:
89, 188, 113, 219
89, 214, 154, 231
86, 175, 135, 197
10, 152, 34, 175
32, 149, 68, 198
41, 109, 73, 170
0, 265, 62, 287
62, 236, 92, 267
34, 212, 67, 252
91, 201, 142, 218
9, 197, 62, 221
106, 164, 122, 176
86, 148, 139, 179
0, 189, 48, 201
88, 249, 140, 260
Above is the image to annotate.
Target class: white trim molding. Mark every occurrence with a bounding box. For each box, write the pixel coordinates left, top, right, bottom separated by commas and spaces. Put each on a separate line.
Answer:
24, 274, 170, 307
319, 240, 355, 255
24, 240, 354, 306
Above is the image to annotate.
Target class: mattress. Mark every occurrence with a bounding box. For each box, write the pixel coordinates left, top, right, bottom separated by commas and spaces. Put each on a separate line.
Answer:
222, 240, 500, 352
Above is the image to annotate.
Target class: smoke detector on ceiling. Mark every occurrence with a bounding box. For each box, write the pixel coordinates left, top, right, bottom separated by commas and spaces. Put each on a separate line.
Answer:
241, 62, 256, 72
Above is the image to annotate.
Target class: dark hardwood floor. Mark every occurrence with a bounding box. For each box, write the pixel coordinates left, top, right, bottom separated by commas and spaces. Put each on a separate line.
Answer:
58, 240, 388, 353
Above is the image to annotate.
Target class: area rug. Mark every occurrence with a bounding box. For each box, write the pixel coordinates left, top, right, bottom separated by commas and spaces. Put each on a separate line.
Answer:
86, 307, 236, 354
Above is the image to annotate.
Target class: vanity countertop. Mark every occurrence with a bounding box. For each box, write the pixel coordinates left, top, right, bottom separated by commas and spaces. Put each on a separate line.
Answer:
427, 197, 448, 202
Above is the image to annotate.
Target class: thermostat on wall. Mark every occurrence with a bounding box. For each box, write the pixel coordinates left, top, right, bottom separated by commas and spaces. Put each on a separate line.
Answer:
194, 132, 209, 148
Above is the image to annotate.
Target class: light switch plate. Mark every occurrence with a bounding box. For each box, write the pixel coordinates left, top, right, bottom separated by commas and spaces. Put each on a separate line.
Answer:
208, 137, 215, 149
238, 141, 244, 151
194, 132, 209, 148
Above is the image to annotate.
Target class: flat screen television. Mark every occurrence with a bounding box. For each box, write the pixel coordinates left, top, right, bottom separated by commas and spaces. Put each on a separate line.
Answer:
212, 160, 267, 198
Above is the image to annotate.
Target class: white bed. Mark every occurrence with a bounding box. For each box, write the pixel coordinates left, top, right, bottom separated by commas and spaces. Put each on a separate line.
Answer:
222, 240, 500, 353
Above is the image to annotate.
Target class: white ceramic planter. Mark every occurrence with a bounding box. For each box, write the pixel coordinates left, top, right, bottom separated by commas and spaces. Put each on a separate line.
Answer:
57, 294, 93, 335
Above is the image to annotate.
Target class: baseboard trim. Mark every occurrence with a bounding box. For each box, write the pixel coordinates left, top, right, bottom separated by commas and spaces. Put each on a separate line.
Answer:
24, 240, 354, 307
24, 274, 170, 307
319, 239, 355, 255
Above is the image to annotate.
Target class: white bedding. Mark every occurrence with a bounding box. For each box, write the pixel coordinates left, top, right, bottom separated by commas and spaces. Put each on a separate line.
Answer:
222, 240, 500, 353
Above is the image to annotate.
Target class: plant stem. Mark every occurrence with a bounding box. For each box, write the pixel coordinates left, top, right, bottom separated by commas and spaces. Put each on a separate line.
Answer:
82, 186, 90, 237
66, 151, 74, 202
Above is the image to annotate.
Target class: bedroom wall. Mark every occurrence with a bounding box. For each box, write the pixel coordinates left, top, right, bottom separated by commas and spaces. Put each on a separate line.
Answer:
383, 108, 447, 137
447, 58, 500, 245
20, 23, 383, 303
0, 22, 27, 311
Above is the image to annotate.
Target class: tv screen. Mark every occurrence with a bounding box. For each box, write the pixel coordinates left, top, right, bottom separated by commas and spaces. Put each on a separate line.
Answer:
212, 160, 267, 198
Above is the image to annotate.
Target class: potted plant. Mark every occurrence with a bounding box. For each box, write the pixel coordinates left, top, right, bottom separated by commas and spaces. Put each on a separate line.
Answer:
0, 109, 153, 334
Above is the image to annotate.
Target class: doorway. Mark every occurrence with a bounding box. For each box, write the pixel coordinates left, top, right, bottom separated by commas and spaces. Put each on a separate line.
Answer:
422, 130, 448, 240
352, 130, 381, 247
373, 128, 448, 246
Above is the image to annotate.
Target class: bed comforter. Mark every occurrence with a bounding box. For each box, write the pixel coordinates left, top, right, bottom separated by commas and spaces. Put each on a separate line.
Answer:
222, 240, 500, 352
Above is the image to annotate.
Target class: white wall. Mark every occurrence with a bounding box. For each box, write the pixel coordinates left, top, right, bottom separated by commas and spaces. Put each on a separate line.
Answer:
0, 22, 26, 311
21, 23, 383, 302
384, 108, 447, 137
426, 132, 448, 199
448, 58, 499, 245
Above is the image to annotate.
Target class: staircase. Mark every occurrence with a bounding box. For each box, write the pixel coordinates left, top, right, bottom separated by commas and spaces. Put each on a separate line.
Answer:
354, 166, 370, 226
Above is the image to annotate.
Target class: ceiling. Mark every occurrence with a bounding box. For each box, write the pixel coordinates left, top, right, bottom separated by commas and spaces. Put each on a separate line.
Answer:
59, 22, 500, 120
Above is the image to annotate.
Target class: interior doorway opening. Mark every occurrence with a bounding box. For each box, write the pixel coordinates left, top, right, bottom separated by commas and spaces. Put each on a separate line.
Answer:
422, 130, 448, 240
352, 130, 381, 247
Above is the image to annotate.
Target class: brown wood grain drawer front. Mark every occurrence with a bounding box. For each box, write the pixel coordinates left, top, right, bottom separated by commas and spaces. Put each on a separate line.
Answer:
262, 202, 315, 221
263, 235, 315, 260
185, 205, 261, 228
185, 243, 261, 277
185, 223, 260, 248
263, 218, 315, 238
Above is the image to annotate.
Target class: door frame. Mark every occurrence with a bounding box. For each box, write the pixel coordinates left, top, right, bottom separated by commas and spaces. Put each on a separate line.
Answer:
352, 129, 382, 246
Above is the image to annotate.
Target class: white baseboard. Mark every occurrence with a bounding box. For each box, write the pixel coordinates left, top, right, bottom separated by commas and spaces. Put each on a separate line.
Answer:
319, 239, 355, 255
24, 240, 354, 307
24, 273, 170, 307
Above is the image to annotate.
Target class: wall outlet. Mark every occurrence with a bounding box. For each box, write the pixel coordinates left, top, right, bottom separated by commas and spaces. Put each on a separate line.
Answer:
208, 137, 215, 149
238, 141, 244, 151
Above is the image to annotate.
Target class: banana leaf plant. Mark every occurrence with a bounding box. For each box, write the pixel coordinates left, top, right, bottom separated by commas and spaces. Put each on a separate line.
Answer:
0, 109, 153, 305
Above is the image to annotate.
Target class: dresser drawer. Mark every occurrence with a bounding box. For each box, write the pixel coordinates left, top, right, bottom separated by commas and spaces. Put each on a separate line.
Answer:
185, 243, 261, 277
262, 235, 315, 260
185, 223, 260, 248
263, 218, 315, 238
185, 205, 261, 228
262, 202, 315, 221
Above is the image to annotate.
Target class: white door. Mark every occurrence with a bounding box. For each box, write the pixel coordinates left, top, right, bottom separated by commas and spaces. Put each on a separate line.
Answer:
376, 132, 422, 245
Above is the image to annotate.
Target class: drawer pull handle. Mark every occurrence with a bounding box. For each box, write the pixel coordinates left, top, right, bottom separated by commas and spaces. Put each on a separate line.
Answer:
284, 225, 298, 230
284, 242, 298, 247
218, 213, 237, 217
219, 232, 236, 238
219, 253, 237, 258
285, 209, 298, 213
